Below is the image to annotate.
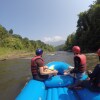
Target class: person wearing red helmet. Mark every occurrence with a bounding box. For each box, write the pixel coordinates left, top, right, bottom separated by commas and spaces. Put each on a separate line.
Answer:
70, 46, 87, 81
69, 48, 100, 92
72, 46, 81, 54
31, 48, 58, 81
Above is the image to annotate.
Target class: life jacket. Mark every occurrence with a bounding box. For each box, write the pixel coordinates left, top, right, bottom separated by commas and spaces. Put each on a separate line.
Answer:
75, 54, 86, 72
31, 56, 44, 75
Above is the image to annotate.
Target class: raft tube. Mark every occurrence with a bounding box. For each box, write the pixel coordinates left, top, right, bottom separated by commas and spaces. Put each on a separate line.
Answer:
46, 61, 70, 74
16, 61, 100, 100
45, 61, 74, 88
16, 80, 46, 100
16, 80, 78, 100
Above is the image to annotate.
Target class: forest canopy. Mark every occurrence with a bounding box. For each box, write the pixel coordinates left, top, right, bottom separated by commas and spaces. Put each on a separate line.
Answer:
64, 0, 100, 52
0, 25, 55, 52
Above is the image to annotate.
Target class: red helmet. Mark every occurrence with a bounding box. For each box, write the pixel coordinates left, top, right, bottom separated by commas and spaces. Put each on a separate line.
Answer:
72, 46, 80, 53
97, 49, 100, 56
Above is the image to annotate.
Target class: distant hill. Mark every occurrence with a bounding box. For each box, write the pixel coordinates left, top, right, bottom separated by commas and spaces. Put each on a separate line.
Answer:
55, 44, 65, 51
46, 40, 65, 47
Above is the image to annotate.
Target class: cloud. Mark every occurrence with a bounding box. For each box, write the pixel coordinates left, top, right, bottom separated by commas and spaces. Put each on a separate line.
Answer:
43, 36, 66, 43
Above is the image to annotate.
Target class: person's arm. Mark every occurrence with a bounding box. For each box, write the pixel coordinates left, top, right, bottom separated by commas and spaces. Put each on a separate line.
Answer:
70, 56, 80, 73
36, 59, 58, 75
64, 66, 74, 75
74, 56, 80, 69
39, 67, 58, 75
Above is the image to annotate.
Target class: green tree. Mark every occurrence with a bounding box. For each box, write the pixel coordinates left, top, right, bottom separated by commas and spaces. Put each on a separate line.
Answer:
9, 29, 13, 35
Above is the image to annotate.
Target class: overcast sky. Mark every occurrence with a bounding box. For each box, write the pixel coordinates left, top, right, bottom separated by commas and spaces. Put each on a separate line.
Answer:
0, 0, 95, 45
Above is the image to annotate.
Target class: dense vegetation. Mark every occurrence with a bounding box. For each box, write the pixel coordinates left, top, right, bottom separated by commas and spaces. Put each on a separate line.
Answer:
64, 0, 100, 52
0, 25, 55, 53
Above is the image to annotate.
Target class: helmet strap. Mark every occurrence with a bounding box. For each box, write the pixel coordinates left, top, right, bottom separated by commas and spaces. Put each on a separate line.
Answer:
74, 53, 78, 55
74, 53, 76, 55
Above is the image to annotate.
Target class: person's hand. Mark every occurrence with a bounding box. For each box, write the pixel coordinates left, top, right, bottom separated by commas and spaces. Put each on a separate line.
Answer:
44, 66, 48, 69
52, 70, 58, 76
69, 66, 74, 70
87, 70, 92, 75
86, 77, 90, 80
64, 71, 69, 75
64, 70, 70, 75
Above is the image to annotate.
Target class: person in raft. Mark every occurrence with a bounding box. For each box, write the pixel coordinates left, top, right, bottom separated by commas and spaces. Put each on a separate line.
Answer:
64, 46, 87, 82
31, 48, 58, 81
69, 48, 100, 92
71, 46, 87, 81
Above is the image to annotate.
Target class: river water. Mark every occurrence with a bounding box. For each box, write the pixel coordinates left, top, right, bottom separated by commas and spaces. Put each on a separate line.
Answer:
0, 51, 98, 100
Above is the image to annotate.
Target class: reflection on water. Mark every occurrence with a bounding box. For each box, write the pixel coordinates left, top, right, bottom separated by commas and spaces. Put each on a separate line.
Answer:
0, 51, 98, 100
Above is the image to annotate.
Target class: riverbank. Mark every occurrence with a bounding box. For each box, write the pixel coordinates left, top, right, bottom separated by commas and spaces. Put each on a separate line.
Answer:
0, 48, 53, 61
0, 48, 34, 61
